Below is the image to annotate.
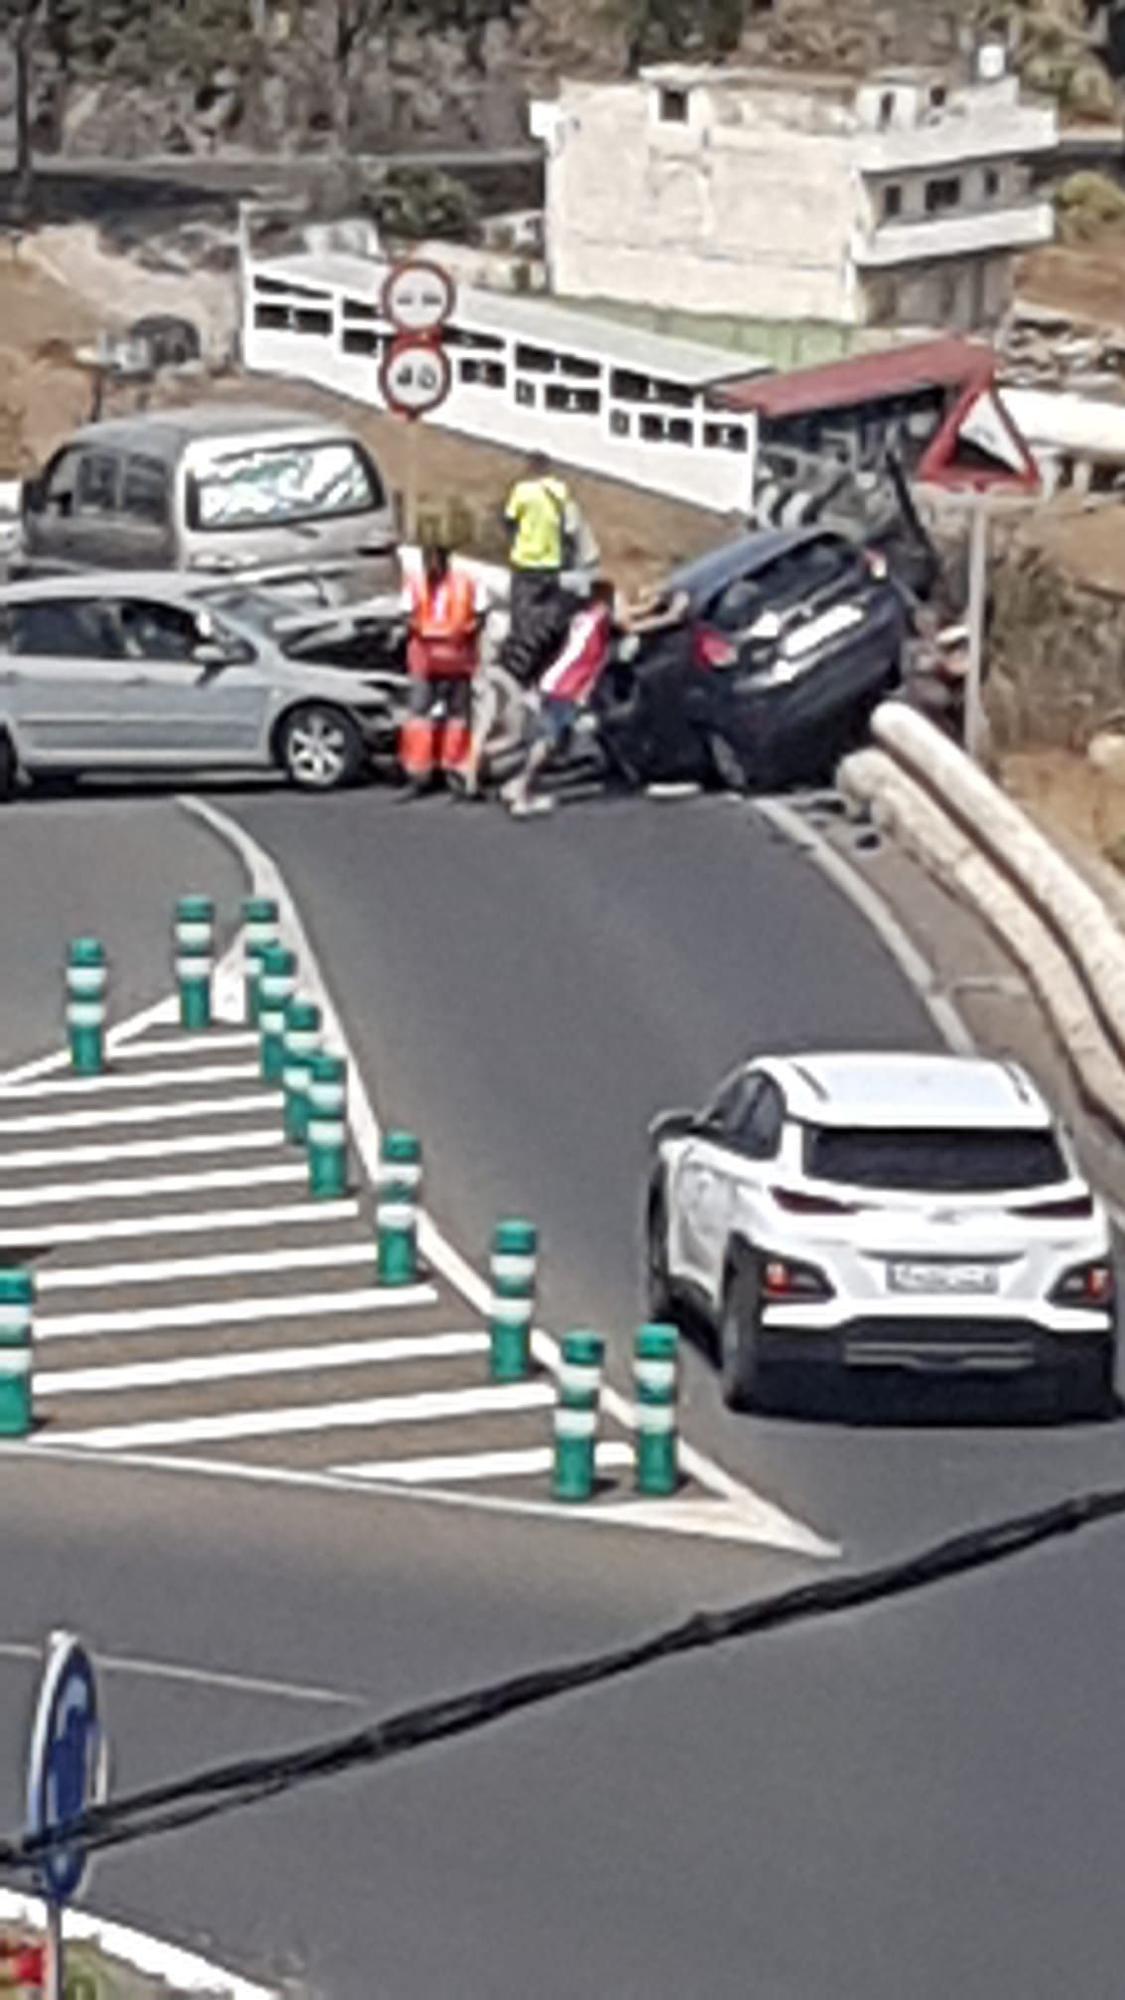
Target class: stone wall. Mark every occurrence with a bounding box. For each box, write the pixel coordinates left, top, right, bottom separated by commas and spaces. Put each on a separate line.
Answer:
988, 511, 1125, 749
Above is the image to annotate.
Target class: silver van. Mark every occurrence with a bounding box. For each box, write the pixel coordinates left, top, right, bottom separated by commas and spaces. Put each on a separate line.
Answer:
20, 405, 400, 605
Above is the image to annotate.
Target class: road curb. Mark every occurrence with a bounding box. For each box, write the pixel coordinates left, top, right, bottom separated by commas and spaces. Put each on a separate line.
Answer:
0, 1888, 276, 1999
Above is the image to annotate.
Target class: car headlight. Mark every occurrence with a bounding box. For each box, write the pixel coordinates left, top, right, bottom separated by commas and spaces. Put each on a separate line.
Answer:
1050, 1259, 1115, 1308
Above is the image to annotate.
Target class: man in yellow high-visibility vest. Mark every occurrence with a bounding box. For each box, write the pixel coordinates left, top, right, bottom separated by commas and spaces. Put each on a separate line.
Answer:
503, 451, 579, 665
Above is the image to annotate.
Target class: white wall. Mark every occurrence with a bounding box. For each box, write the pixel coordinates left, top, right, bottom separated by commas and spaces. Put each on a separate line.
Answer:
546, 80, 859, 323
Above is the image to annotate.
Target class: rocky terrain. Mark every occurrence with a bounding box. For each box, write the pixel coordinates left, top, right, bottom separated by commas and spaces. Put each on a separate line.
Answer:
0, 0, 1118, 166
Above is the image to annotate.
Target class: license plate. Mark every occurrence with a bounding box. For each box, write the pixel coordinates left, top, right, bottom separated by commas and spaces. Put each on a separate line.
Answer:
887, 1260, 999, 1296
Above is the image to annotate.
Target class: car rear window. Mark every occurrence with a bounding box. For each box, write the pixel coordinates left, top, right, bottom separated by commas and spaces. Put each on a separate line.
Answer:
804, 1124, 1067, 1194
189, 440, 384, 531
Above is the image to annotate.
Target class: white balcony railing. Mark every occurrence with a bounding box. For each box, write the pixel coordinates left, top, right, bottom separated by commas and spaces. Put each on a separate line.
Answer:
851, 199, 1053, 267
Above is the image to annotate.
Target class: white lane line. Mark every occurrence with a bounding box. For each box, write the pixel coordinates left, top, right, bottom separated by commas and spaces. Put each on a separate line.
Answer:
49, 1379, 556, 1451
0, 1160, 307, 1212
183, 791, 839, 1562
38, 1238, 375, 1293
0, 1092, 281, 1138
0, 1126, 285, 1172
0, 1061, 261, 1100
38, 1328, 487, 1395
113, 1031, 258, 1060
37, 1281, 438, 1341
334, 1440, 634, 1486
754, 797, 973, 1053
0, 991, 180, 1089
11, 1438, 825, 1550
0, 1196, 359, 1251
0, 1638, 360, 1707
0, 1889, 274, 2000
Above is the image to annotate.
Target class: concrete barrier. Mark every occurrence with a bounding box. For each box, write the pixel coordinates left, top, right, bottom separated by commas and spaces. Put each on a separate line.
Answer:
841, 706, 1125, 1131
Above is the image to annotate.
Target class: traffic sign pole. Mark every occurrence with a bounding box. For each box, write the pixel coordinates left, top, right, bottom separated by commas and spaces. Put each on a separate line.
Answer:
25, 1628, 104, 1999
45, 1900, 62, 2000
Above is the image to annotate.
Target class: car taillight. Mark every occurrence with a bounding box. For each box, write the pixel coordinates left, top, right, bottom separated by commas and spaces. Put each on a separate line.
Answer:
763, 1255, 834, 1302
1051, 1259, 1116, 1308
770, 1186, 860, 1216
693, 625, 738, 670
1012, 1193, 1095, 1220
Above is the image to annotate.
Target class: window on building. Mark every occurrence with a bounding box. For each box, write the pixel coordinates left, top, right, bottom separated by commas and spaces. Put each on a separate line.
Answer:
342, 328, 381, 356
878, 91, 895, 129
929, 84, 947, 109
515, 381, 536, 407
610, 411, 631, 437
659, 87, 689, 124
460, 358, 506, 390
702, 421, 749, 453
639, 413, 693, 445
514, 342, 556, 374
882, 182, 903, 221
545, 383, 600, 415
925, 175, 961, 214
984, 165, 1000, 198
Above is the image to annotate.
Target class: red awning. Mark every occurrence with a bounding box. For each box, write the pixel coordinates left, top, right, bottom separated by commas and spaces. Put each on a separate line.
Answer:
708, 337, 995, 419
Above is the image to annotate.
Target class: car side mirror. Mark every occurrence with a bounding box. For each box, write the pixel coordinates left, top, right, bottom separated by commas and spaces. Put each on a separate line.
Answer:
21, 477, 43, 515
648, 1109, 697, 1145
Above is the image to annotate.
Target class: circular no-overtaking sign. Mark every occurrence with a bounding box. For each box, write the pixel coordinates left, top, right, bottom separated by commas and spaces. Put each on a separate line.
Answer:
380, 335, 452, 420
25, 1632, 104, 1904
381, 259, 455, 336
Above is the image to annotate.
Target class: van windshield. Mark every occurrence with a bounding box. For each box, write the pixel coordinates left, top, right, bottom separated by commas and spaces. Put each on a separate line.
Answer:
190, 440, 383, 532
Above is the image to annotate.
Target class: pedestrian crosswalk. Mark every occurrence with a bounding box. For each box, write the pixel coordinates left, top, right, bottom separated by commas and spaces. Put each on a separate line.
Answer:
0, 1003, 671, 1513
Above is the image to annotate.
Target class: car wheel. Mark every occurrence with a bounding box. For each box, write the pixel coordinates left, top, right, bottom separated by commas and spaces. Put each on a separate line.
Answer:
1060, 1347, 1116, 1422
0, 730, 17, 804
279, 705, 363, 792
707, 731, 750, 795
645, 1182, 677, 1322
719, 1252, 767, 1411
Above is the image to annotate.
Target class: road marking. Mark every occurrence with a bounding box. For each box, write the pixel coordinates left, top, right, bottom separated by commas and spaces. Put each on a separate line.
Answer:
10, 1438, 830, 1551
0, 1159, 307, 1212
754, 796, 973, 1053
37, 1328, 487, 1394
0, 1092, 281, 1138
38, 1238, 377, 1293
334, 1440, 634, 1485
0, 1196, 359, 1251
0, 1061, 262, 1100
37, 1281, 438, 1342
0, 1638, 360, 1707
49, 1379, 556, 1451
182, 790, 840, 1560
113, 1031, 259, 1060
0, 1889, 274, 2000
0, 1126, 285, 1172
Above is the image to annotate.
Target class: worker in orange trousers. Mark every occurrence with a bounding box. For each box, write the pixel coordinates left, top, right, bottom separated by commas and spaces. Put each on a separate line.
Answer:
398, 543, 483, 796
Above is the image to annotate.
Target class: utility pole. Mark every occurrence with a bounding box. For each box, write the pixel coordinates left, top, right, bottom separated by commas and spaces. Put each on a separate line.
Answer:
11, 0, 39, 220
963, 492, 989, 762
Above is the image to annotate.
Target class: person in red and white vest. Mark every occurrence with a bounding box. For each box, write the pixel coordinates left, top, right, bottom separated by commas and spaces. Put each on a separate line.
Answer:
501, 577, 616, 818
398, 543, 485, 796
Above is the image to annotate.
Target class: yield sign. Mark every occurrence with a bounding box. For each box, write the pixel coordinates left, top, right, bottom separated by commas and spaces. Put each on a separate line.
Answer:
918, 377, 1039, 493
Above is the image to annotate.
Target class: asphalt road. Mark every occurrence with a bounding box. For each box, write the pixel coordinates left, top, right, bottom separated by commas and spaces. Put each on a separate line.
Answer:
223, 787, 1125, 1564
5, 781, 1125, 1998
0, 793, 245, 1070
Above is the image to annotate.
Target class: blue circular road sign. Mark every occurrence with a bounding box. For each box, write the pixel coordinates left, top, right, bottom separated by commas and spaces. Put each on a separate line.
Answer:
25, 1632, 103, 1904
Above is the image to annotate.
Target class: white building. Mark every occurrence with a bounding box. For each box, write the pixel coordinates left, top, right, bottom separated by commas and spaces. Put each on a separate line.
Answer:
532, 48, 1058, 331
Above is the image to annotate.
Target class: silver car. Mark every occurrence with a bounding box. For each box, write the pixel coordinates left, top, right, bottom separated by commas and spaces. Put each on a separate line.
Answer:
0, 572, 406, 796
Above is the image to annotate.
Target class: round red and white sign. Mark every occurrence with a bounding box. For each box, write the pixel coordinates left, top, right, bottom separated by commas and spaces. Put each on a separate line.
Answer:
379, 334, 452, 419
381, 259, 455, 336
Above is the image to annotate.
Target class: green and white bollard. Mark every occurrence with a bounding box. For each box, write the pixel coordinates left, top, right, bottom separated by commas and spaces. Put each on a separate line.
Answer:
258, 944, 297, 1084
633, 1322, 679, 1497
174, 894, 214, 1031
552, 1330, 604, 1503
0, 1270, 33, 1437
489, 1218, 537, 1382
307, 1052, 348, 1198
66, 938, 107, 1075
242, 896, 279, 1026
376, 1132, 422, 1286
283, 998, 322, 1145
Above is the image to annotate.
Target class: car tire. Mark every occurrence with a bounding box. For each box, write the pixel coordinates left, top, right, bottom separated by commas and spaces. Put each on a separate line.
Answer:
279, 705, 363, 792
1060, 1346, 1116, 1422
645, 1182, 678, 1323
719, 1251, 767, 1412
707, 731, 750, 795
0, 730, 17, 804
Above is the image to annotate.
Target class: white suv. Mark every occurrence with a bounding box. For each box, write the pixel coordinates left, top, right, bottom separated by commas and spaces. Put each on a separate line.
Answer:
645, 1052, 1116, 1417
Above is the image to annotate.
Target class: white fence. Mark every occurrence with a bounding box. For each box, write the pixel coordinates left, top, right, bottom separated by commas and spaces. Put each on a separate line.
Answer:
241, 248, 763, 514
